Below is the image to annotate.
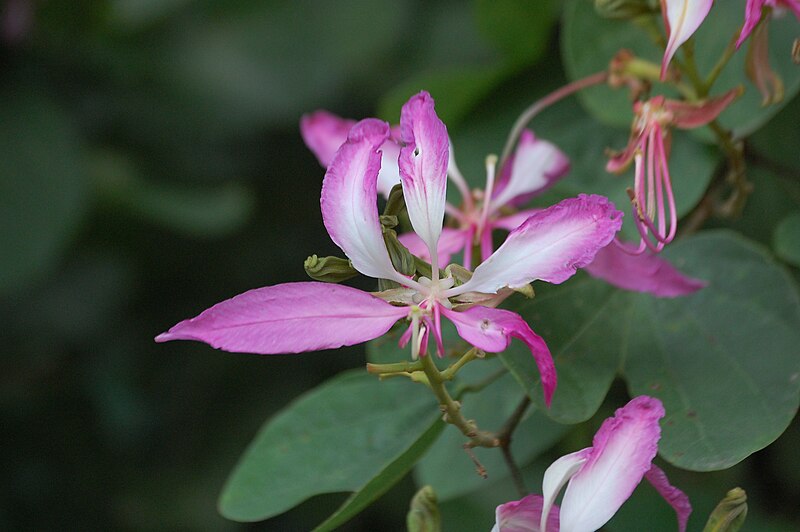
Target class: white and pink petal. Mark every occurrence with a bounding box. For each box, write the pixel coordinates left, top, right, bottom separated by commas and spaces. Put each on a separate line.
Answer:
493, 495, 559, 532
661, 0, 714, 80
155, 282, 408, 354
398, 91, 450, 262
397, 227, 471, 267
320, 118, 404, 282
300, 110, 355, 167
558, 396, 665, 532
645, 464, 693, 532
452, 195, 623, 296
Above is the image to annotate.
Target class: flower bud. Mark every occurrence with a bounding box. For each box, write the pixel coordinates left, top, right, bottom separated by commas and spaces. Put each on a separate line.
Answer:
383, 228, 416, 277
702, 488, 748, 532
595, 0, 658, 19
792, 38, 800, 65
384, 183, 406, 217
406, 485, 441, 532
303, 254, 358, 283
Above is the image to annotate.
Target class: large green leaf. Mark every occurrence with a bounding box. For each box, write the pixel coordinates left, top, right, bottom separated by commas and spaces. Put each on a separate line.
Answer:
218, 370, 442, 525
562, 0, 800, 136
773, 211, 800, 267
414, 371, 570, 501
0, 88, 88, 295
505, 231, 800, 470
473, 0, 557, 65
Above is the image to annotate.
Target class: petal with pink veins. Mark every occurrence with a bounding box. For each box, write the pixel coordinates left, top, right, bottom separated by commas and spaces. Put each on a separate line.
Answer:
492, 495, 559, 532
450, 195, 623, 296
398, 91, 450, 262
558, 396, 665, 532
442, 306, 556, 405
321, 119, 404, 282
490, 130, 570, 212
645, 464, 693, 532
660, 0, 714, 80
584, 241, 707, 297
155, 282, 408, 354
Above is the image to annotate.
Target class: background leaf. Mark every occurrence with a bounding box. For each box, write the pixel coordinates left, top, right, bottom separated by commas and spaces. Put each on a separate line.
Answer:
218, 370, 441, 525
773, 212, 800, 267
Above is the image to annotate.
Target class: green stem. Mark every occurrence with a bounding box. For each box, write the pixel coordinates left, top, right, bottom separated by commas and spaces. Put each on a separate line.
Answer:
440, 348, 480, 381
366, 360, 424, 375
703, 33, 739, 94
421, 355, 499, 448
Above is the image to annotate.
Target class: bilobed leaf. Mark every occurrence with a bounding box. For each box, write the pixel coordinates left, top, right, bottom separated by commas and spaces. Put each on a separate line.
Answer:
0, 88, 88, 295
507, 231, 800, 471
219, 370, 442, 525
561, 0, 800, 136
773, 211, 800, 267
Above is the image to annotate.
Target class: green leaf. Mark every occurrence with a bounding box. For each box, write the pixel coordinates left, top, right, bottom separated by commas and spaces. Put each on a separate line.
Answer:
774, 211, 800, 267
624, 231, 800, 470
561, 0, 800, 136
473, 0, 557, 65
749, 93, 800, 171
506, 232, 800, 470
0, 88, 88, 295
218, 370, 442, 525
414, 371, 570, 501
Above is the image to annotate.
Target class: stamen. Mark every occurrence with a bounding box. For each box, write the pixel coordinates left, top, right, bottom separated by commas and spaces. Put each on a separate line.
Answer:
478, 154, 498, 238
448, 140, 474, 211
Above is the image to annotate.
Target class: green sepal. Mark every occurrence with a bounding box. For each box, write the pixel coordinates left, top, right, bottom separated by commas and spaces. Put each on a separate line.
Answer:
702, 488, 748, 532
594, 0, 659, 19
304, 255, 358, 283
406, 485, 441, 532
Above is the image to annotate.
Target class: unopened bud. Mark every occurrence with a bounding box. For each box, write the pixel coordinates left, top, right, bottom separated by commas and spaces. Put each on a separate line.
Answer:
304, 255, 358, 283
444, 263, 473, 286
380, 214, 399, 230
406, 485, 441, 532
384, 229, 416, 276
792, 38, 800, 65
702, 488, 748, 532
595, 0, 659, 19
384, 183, 406, 217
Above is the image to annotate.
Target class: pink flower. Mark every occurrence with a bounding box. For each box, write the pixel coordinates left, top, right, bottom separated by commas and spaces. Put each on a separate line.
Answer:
607, 90, 738, 253
157, 92, 625, 406
736, 0, 800, 104
660, 0, 715, 80
492, 396, 692, 532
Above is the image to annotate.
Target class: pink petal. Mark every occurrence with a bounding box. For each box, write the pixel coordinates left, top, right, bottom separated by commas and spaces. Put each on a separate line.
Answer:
451, 195, 623, 296
441, 306, 556, 405
300, 110, 355, 167
155, 282, 408, 354
745, 18, 784, 105
736, 0, 766, 48
492, 209, 543, 232
645, 464, 692, 532
584, 241, 707, 297
397, 227, 470, 267
491, 130, 570, 211
661, 0, 714, 80
493, 495, 560, 532
559, 396, 665, 532
398, 91, 450, 262
665, 89, 740, 129
300, 110, 401, 197
320, 118, 403, 282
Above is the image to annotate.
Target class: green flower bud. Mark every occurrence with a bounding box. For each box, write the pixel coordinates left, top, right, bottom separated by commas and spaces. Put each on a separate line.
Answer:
303, 255, 358, 283
406, 485, 441, 532
384, 228, 416, 277
702, 488, 748, 532
384, 183, 406, 217
595, 0, 659, 19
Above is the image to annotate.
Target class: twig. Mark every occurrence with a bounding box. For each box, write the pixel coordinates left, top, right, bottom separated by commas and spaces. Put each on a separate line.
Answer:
496, 396, 531, 497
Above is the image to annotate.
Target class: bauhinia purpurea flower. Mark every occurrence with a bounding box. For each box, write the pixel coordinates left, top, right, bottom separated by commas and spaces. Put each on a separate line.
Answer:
156, 92, 627, 405
607, 89, 739, 253
492, 396, 692, 532
303, 105, 705, 296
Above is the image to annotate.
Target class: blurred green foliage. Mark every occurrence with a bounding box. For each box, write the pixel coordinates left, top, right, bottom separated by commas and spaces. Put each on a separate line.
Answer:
2, 0, 799, 530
